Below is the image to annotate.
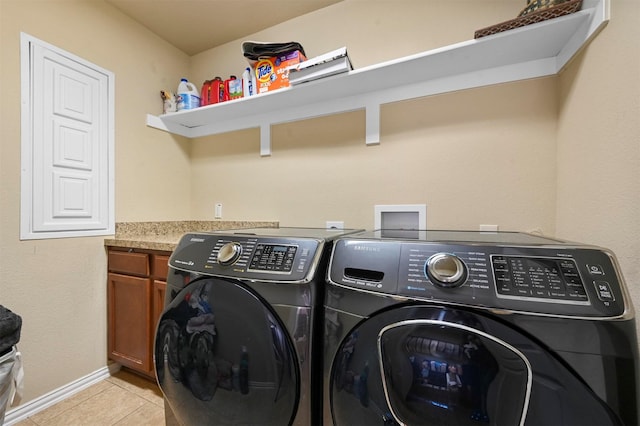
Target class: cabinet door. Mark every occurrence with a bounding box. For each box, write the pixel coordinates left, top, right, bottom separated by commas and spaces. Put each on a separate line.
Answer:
152, 254, 170, 280
108, 273, 152, 373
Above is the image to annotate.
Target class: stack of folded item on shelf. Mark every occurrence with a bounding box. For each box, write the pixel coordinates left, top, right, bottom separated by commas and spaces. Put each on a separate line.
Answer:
242, 41, 307, 94
287, 47, 353, 85
242, 41, 306, 64
474, 0, 582, 38
240, 42, 353, 91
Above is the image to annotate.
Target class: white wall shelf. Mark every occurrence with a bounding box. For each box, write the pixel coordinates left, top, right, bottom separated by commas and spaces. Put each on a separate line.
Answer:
147, 0, 609, 156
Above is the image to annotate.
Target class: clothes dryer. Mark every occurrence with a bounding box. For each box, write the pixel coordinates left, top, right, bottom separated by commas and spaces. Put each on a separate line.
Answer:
154, 227, 360, 425
324, 230, 639, 425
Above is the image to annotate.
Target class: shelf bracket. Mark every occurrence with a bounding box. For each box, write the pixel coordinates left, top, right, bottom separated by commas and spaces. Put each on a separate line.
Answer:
260, 123, 271, 156
365, 103, 380, 145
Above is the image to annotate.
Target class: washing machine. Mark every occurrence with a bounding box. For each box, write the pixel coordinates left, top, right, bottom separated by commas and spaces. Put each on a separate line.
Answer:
324, 230, 639, 425
154, 227, 361, 426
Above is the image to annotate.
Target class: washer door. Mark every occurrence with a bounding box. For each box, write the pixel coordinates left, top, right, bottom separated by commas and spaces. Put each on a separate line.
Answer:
155, 277, 299, 425
329, 305, 621, 426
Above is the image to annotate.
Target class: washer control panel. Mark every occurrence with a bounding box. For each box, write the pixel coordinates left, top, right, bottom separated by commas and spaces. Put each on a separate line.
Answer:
170, 233, 320, 282
249, 243, 298, 272
491, 255, 588, 303
329, 238, 626, 317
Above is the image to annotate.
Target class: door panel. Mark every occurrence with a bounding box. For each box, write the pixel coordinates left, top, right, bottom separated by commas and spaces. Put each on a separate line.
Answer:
155, 278, 299, 425
329, 305, 621, 426
21, 33, 114, 239
107, 273, 152, 372
378, 320, 529, 425
35, 44, 103, 230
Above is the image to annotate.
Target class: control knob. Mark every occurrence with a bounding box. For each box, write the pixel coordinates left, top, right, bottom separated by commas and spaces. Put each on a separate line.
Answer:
218, 242, 242, 266
426, 253, 467, 288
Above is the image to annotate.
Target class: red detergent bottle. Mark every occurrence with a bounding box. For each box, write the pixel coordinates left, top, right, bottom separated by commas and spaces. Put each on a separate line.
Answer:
210, 77, 224, 104
200, 80, 211, 106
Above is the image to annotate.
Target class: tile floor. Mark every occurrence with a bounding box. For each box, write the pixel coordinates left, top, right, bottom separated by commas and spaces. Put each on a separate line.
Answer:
14, 369, 165, 426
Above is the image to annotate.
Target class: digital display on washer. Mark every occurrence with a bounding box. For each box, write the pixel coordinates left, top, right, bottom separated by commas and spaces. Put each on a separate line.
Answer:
491, 255, 589, 304
248, 244, 297, 272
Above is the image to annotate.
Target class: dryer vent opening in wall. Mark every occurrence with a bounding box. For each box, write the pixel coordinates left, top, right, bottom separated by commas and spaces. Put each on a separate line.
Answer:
374, 204, 427, 230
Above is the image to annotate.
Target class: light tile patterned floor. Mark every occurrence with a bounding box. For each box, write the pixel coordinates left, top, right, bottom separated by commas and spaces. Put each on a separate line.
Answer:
14, 369, 165, 426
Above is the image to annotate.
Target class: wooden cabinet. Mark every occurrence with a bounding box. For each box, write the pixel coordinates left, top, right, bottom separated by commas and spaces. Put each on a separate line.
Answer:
107, 249, 170, 377
107, 273, 152, 373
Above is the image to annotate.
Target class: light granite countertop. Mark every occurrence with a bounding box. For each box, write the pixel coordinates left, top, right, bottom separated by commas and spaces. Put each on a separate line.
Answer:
104, 220, 278, 252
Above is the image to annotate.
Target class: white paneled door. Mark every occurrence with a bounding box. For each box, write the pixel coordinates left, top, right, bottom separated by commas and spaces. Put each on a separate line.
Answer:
21, 33, 114, 239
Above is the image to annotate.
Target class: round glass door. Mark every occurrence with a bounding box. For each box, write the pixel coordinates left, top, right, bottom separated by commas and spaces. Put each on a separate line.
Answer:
378, 320, 530, 425
155, 277, 299, 425
330, 306, 530, 426
330, 305, 622, 426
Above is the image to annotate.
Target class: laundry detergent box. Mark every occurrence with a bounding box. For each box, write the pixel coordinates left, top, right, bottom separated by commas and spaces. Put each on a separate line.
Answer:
255, 50, 306, 94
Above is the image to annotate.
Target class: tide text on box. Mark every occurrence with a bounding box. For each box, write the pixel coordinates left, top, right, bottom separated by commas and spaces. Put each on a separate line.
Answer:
255, 50, 306, 94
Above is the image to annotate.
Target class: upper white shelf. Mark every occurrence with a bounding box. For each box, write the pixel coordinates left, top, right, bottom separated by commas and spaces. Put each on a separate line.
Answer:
147, 0, 609, 156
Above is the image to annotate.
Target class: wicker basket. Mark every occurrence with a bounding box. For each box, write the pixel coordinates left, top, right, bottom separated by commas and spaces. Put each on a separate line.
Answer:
474, 0, 582, 39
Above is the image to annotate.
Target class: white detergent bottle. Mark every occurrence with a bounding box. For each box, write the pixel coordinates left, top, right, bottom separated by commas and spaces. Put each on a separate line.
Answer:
177, 78, 200, 110
242, 67, 254, 97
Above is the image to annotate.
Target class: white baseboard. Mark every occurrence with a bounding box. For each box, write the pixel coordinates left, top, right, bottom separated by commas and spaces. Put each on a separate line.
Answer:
4, 363, 121, 425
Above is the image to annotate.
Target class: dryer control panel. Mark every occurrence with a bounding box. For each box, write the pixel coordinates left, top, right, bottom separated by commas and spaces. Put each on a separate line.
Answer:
329, 237, 627, 318
169, 233, 322, 282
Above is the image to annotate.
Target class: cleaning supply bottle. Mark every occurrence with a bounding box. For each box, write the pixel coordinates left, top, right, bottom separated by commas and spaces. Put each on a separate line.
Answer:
224, 75, 243, 101
176, 78, 200, 110
200, 80, 211, 106
211, 77, 224, 104
242, 67, 254, 98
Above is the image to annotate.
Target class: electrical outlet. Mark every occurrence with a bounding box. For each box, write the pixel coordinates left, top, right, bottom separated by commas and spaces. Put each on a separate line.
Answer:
479, 224, 499, 232
326, 221, 344, 230
215, 203, 223, 219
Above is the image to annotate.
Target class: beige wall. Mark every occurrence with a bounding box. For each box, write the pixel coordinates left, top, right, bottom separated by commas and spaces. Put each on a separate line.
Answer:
189, 79, 559, 231
557, 1, 640, 319
0, 0, 191, 402
1, 0, 638, 412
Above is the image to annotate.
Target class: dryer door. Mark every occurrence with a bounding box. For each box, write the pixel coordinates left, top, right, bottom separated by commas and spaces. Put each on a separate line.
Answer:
155, 277, 299, 425
329, 305, 621, 426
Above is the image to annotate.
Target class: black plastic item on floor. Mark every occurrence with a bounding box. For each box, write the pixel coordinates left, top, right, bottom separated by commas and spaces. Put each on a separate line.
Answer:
0, 306, 21, 357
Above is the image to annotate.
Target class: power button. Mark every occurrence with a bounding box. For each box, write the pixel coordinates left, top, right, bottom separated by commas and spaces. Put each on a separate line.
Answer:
587, 264, 605, 276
